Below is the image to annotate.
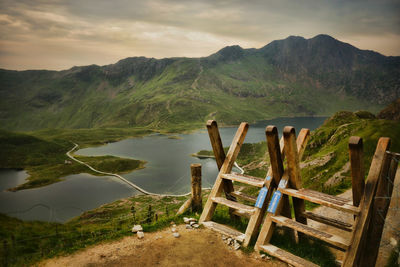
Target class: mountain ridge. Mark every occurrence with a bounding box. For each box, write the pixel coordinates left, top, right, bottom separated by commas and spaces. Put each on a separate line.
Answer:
0, 34, 399, 131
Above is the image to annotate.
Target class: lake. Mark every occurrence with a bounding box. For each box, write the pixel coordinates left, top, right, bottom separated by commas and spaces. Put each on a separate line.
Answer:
0, 117, 326, 222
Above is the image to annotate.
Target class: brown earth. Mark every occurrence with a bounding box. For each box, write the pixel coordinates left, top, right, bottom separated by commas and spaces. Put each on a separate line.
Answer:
40, 167, 400, 267
40, 225, 286, 267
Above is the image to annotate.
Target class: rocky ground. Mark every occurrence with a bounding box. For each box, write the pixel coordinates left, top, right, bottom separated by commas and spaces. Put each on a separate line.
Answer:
39, 169, 400, 267
39, 223, 286, 267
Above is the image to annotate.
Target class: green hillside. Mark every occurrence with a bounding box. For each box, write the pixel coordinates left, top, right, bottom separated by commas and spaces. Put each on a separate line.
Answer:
198, 110, 400, 196
0, 129, 146, 190
1, 35, 399, 131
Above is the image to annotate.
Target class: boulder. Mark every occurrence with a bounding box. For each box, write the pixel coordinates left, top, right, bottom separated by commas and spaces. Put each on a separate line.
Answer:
131, 225, 143, 233
137, 231, 144, 239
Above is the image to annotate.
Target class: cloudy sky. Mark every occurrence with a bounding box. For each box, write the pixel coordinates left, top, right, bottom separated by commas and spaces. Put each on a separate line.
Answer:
0, 0, 399, 70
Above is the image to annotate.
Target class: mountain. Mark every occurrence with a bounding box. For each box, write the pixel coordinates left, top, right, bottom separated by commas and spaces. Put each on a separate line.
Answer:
0, 34, 399, 131
378, 98, 400, 121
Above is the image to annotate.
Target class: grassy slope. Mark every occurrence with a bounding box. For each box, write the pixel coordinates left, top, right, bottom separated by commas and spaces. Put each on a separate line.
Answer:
196, 111, 400, 197
2, 36, 395, 132
302, 112, 400, 194
0, 194, 189, 266
0, 129, 147, 190
1, 111, 398, 266
0, 189, 337, 267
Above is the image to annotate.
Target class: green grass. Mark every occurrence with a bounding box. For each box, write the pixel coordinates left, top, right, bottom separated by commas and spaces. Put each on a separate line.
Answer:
0, 129, 146, 190
0, 193, 191, 266
196, 111, 400, 196
0, 37, 391, 133
1, 110, 398, 266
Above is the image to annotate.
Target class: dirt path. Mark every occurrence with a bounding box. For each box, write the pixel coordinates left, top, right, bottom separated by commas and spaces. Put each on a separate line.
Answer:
40, 225, 285, 267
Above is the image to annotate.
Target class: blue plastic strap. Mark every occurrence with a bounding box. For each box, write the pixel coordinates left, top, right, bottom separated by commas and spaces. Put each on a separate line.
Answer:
255, 187, 268, 208
267, 191, 282, 214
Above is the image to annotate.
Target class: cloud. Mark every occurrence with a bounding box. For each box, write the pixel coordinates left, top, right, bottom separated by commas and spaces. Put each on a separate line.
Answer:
0, 0, 399, 70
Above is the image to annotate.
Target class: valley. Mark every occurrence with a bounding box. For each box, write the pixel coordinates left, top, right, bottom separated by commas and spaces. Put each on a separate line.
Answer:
1, 35, 399, 132
0, 34, 399, 266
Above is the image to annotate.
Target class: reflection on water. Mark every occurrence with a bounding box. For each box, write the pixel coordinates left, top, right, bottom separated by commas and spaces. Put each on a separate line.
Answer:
77, 117, 327, 195
0, 169, 28, 192
0, 171, 137, 222
0, 117, 326, 222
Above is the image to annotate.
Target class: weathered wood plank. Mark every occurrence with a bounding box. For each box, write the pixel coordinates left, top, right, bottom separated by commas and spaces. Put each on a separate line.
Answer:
343, 137, 391, 266
271, 215, 350, 250
207, 120, 236, 201
202, 221, 245, 242
255, 128, 310, 251
279, 188, 359, 215
259, 244, 320, 267
206, 120, 226, 170
242, 127, 285, 247
199, 122, 249, 223
191, 163, 202, 213
358, 153, 398, 266
303, 211, 352, 232
221, 173, 265, 187
211, 197, 256, 214
283, 126, 307, 241
176, 198, 192, 215
266, 125, 284, 185
349, 136, 365, 207
232, 209, 251, 218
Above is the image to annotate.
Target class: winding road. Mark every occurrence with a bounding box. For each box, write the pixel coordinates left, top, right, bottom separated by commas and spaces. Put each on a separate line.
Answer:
66, 143, 244, 197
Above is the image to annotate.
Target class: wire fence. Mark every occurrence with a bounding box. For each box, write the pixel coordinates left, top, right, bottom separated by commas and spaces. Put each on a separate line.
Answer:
1, 152, 398, 266
376, 153, 400, 258
0, 195, 190, 267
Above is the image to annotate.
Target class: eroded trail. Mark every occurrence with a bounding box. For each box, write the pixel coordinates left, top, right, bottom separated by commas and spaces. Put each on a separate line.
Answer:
40, 225, 285, 267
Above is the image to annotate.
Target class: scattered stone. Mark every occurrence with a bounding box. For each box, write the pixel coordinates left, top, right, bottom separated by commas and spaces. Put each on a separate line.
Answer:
192, 223, 199, 228
189, 221, 196, 226
131, 225, 143, 233
171, 227, 177, 233
222, 235, 227, 241
233, 242, 241, 250
183, 217, 190, 223
173, 232, 180, 238
185, 224, 193, 229
188, 218, 196, 223
137, 231, 144, 239
172, 224, 177, 228
260, 254, 266, 259
266, 256, 272, 260
155, 235, 162, 240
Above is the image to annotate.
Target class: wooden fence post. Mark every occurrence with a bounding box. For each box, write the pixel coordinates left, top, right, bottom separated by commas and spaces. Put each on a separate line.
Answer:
191, 163, 202, 213
3, 240, 7, 267
358, 153, 398, 266
343, 137, 391, 266
146, 205, 153, 223
349, 136, 365, 207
